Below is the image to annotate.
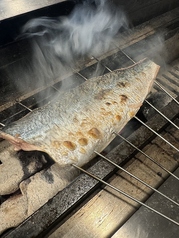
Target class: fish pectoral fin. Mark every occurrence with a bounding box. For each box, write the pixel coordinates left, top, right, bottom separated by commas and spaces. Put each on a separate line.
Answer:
0, 131, 40, 152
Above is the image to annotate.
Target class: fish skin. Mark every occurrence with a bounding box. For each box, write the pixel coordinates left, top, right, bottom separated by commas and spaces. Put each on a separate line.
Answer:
0, 59, 160, 234
0, 59, 160, 167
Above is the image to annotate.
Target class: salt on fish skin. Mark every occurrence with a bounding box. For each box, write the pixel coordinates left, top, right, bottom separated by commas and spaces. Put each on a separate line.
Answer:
0, 58, 160, 168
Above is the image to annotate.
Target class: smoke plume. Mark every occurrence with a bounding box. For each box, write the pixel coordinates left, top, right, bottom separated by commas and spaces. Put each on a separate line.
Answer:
10, 1, 127, 103
22, 1, 128, 61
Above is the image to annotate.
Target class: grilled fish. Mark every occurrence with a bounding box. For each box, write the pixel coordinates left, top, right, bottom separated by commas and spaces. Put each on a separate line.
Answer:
0, 58, 160, 234
0, 59, 159, 167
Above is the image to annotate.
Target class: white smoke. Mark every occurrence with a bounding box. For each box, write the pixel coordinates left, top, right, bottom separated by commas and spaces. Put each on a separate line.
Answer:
19, 1, 128, 86
6, 1, 128, 105
22, 1, 128, 60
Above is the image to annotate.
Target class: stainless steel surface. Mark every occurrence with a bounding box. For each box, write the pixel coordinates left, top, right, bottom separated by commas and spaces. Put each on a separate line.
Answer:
0, 0, 66, 20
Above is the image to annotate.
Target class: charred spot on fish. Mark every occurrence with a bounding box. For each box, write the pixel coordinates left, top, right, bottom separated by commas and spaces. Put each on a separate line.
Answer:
116, 115, 121, 121
68, 132, 75, 136
80, 120, 88, 127
63, 141, 76, 151
51, 140, 61, 149
120, 95, 128, 104
88, 128, 101, 139
76, 131, 84, 137
94, 89, 111, 100
78, 138, 88, 146
61, 151, 69, 156
141, 72, 146, 77
73, 117, 79, 123
117, 81, 129, 88
79, 147, 86, 154
71, 156, 78, 162
129, 111, 136, 118
95, 92, 105, 100
105, 102, 111, 106
41, 168, 54, 184
102, 111, 113, 116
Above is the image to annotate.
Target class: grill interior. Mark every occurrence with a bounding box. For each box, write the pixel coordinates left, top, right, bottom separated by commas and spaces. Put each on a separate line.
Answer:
0, 1, 179, 238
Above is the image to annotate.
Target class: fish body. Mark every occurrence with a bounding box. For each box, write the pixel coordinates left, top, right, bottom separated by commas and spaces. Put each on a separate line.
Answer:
0, 59, 160, 167
0, 59, 160, 234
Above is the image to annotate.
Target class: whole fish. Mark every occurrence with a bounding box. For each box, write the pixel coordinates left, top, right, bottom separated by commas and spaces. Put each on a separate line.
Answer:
0, 59, 159, 167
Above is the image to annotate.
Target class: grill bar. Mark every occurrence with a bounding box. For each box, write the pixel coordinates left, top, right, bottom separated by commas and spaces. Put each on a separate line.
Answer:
134, 116, 179, 152
94, 151, 179, 206
75, 71, 88, 81
154, 81, 179, 104
116, 133, 179, 181
17, 102, 32, 112
72, 164, 179, 226
145, 99, 179, 130
119, 50, 136, 64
